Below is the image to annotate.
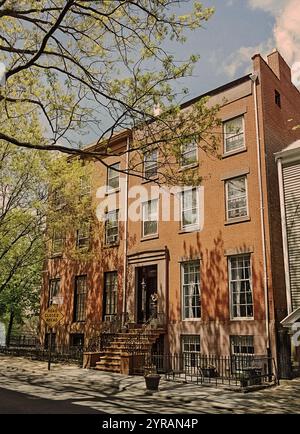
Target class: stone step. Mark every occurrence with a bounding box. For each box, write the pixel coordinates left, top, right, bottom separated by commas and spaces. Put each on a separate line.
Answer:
94, 365, 120, 373
96, 359, 121, 367
97, 354, 121, 361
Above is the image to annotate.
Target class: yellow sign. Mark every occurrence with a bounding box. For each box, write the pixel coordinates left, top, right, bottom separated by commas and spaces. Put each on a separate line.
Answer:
42, 304, 64, 328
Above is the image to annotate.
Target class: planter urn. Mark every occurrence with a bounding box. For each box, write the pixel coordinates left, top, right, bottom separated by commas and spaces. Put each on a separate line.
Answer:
144, 374, 161, 391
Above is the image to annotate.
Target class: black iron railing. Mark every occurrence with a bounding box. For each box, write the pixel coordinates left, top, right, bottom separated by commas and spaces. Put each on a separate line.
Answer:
0, 344, 84, 365
131, 352, 278, 388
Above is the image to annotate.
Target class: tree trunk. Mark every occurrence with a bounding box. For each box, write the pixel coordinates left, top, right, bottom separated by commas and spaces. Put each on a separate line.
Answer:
6, 309, 14, 347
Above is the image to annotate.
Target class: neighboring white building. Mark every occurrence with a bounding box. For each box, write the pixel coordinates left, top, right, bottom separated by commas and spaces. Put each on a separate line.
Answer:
0, 322, 6, 347
275, 140, 300, 371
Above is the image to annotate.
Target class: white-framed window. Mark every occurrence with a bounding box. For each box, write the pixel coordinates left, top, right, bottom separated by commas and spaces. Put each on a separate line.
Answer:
107, 163, 120, 191
225, 176, 248, 220
181, 335, 201, 371
182, 261, 201, 319
230, 335, 254, 372
79, 175, 91, 197
104, 271, 118, 321
142, 199, 158, 237
230, 335, 254, 355
223, 116, 245, 153
144, 149, 158, 179
105, 210, 119, 245
74, 275, 88, 322
49, 278, 60, 306
52, 230, 64, 255
181, 188, 199, 230
229, 254, 253, 319
181, 142, 198, 168
76, 224, 90, 249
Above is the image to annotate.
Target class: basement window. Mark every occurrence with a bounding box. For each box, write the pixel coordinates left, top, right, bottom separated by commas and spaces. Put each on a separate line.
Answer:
275, 90, 281, 108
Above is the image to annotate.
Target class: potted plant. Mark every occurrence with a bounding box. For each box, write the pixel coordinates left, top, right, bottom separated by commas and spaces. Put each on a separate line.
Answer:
239, 371, 250, 388
144, 365, 161, 391
201, 364, 218, 378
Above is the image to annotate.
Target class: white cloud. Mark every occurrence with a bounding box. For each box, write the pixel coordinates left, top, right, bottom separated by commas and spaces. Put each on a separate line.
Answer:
223, 39, 274, 78
247, 0, 283, 15
292, 62, 300, 88
223, 0, 300, 86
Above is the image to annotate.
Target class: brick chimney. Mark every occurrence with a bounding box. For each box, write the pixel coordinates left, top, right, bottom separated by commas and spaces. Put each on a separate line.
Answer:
267, 49, 291, 82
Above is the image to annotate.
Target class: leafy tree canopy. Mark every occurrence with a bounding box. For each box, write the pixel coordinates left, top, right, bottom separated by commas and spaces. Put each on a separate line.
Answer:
0, 0, 220, 184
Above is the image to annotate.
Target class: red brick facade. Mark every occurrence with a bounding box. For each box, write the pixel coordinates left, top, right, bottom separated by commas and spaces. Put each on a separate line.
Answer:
40, 51, 300, 375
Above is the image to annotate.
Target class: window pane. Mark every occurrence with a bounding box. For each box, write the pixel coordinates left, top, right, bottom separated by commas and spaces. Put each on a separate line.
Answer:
77, 224, 90, 249
229, 254, 253, 318
107, 163, 120, 190
182, 261, 201, 319
74, 276, 87, 322
181, 189, 199, 229
104, 272, 118, 320
143, 199, 158, 236
181, 335, 200, 371
181, 142, 197, 167
224, 116, 244, 153
144, 150, 158, 178
105, 210, 119, 244
226, 177, 247, 220
49, 279, 60, 306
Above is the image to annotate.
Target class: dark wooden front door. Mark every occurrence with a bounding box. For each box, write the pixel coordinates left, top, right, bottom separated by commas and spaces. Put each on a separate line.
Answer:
136, 265, 157, 323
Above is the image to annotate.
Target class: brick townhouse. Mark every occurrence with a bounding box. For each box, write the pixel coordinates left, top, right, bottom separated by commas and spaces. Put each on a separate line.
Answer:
40, 50, 300, 378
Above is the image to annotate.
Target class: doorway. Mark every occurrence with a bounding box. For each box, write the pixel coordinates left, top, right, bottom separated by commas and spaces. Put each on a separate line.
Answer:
136, 265, 157, 323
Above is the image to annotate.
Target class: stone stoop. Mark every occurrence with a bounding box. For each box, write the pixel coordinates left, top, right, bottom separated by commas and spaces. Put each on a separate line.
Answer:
95, 328, 164, 373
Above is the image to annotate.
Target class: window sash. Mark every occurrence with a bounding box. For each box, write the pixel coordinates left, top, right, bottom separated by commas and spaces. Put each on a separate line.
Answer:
229, 255, 253, 318
49, 278, 60, 306
77, 225, 90, 249
230, 335, 254, 371
142, 199, 158, 237
74, 276, 87, 322
105, 210, 119, 244
181, 188, 199, 229
104, 272, 118, 320
182, 261, 201, 319
52, 231, 64, 254
226, 177, 248, 220
181, 142, 197, 167
79, 176, 91, 197
107, 163, 120, 190
224, 116, 245, 153
144, 150, 158, 178
181, 335, 201, 369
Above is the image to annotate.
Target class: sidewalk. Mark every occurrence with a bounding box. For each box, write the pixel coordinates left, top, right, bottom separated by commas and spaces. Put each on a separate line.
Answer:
0, 354, 299, 414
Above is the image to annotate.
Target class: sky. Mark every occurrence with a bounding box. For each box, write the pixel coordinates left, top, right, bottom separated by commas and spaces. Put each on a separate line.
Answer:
175, 0, 300, 101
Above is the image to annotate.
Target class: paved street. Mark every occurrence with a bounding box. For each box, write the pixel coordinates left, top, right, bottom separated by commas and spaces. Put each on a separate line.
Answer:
0, 354, 299, 414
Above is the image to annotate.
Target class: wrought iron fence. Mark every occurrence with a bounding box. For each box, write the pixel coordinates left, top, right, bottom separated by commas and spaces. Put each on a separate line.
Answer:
7, 334, 40, 348
132, 352, 278, 389
0, 337, 84, 365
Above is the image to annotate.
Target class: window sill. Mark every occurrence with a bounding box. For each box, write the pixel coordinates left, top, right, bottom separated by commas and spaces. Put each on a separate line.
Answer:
222, 147, 247, 159
182, 318, 201, 322
178, 226, 200, 234
230, 317, 254, 321
224, 216, 250, 226
50, 253, 63, 259
141, 234, 159, 242
103, 243, 120, 249
76, 246, 90, 252
105, 188, 120, 196
178, 162, 199, 172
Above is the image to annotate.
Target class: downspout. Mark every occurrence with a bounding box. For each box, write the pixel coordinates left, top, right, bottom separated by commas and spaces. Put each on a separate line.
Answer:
276, 157, 292, 314
122, 135, 130, 325
250, 73, 271, 352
